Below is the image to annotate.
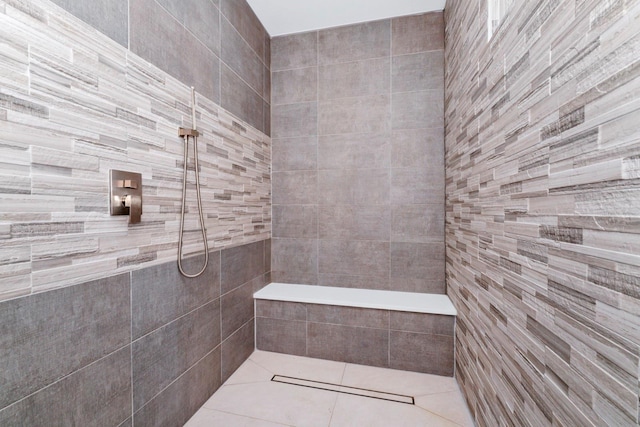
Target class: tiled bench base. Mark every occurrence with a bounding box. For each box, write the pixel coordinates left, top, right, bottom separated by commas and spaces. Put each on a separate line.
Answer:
254, 283, 457, 377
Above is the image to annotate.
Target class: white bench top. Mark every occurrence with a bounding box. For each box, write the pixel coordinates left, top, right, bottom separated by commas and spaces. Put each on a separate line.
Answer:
254, 283, 457, 316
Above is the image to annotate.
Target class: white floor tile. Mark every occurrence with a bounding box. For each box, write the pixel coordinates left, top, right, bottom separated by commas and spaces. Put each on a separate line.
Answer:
188, 351, 475, 427
250, 350, 346, 384
341, 363, 460, 397
224, 359, 274, 385
202, 380, 337, 426
415, 390, 475, 427
185, 407, 290, 426
329, 394, 461, 427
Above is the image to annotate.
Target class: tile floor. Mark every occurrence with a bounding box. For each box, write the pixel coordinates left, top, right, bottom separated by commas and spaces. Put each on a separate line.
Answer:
186, 351, 474, 426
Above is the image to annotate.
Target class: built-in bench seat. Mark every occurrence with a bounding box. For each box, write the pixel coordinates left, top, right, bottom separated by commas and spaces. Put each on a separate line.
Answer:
254, 283, 457, 376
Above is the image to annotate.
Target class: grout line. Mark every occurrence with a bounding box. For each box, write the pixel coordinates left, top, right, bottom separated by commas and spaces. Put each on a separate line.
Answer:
132, 296, 218, 343
134, 344, 221, 417
388, 18, 393, 290
0, 342, 133, 415
129, 271, 134, 423
315, 28, 320, 285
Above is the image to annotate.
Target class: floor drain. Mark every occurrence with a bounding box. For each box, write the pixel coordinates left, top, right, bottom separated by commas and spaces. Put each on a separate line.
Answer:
271, 375, 415, 405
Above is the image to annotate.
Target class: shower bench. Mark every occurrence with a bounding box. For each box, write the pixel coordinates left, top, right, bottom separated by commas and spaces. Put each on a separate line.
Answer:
253, 283, 457, 376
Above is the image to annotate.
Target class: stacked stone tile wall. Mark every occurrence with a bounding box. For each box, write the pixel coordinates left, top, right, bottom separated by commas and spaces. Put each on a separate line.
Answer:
444, 0, 640, 425
0, 0, 271, 301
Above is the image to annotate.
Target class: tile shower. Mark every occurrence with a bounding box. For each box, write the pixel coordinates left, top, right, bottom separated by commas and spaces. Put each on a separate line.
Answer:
0, 1, 639, 427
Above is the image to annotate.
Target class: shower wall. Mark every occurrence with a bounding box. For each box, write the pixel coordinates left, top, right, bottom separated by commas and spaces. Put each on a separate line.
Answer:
270, 13, 446, 293
0, 0, 270, 425
445, 1, 640, 426
51, 0, 271, 134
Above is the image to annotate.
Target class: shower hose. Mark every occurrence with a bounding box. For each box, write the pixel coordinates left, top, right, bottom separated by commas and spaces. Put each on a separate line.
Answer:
178, 87, 209, 278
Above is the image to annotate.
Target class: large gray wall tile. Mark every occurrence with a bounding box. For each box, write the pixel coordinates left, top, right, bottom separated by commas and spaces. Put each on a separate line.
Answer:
318, 58, 390, 100
221, 280, 254, 340
272, 205, 318, 239
155, 0, 221, 55
130, 0, 220, 103
307, 322, 388, 367
317, 133, 390, 170
318, 169, 389, 206
132, 300, 220, 411
307, 305, 389, 329
390, 242, 445, 282
221, 240, 266, 294
391, 90, 443, 130
263, 63, 271, 100
272, 67, 318, 105
271, 238, 318, 284
272, 136, 318, 172
390, 312, 454, 336
272, 102, 318, 138
133, 348, 221, 427
221, 64, 264, 133
318, 205, 390, 241
264, 240, 271, 276
221, 17, 263, 95
318, 95, 390, 135
318, 240, 389, 277
220, 0, 267, 63
263, 100, 271, 136
318, 274, 392, 290
319, 20, 390, 65
271, 32, 318, 71
392, 51, 444, 93
272, 171, 318, 205
221, 320, 255, 382
256, 317, 306, 356
392, 12, 444, 55
132, 252, 220, 340
389, 331, 453, 376
0, 274, 130, 409
0, 347, 132, 427
391, 128, 444, 169
391, 167, 444, 204
256, 300, 307, 321
391, 204, 444, 243
50, 0, 128, 47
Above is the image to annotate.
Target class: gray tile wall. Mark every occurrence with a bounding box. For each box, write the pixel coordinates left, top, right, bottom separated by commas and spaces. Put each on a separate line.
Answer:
271, 13, 446, 293
256, 300, 454, 376
0, 240, 270, 426
50, 0, 270, 133
445, 1, 640, 426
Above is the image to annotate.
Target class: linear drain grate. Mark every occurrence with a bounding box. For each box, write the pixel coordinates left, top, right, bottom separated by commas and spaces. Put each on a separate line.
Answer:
271, 375, 415, 405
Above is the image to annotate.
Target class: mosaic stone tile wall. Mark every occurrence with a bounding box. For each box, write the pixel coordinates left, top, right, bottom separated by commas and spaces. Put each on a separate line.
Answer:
270, 13, 447, 293
0, 0, 271, 302
444, 0, 640, 425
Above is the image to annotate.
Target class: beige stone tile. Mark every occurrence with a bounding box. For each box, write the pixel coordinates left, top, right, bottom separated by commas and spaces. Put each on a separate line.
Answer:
415, 390, 475, 427
185, 407, 288, 427
329, 394, 459, 427
341, 363, 459, 397
250, 350, 346, 384
223, 358, 274, 386
202, 380, 338, 426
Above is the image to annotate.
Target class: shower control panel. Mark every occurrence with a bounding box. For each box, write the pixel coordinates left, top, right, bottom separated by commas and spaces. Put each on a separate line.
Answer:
109, 169, 143, 224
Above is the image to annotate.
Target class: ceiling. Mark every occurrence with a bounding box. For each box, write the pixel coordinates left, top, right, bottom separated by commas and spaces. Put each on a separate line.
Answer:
246, 0, 446, 37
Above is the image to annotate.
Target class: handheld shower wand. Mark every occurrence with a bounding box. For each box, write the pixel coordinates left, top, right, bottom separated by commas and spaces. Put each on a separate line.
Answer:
177, 87, 209, 278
